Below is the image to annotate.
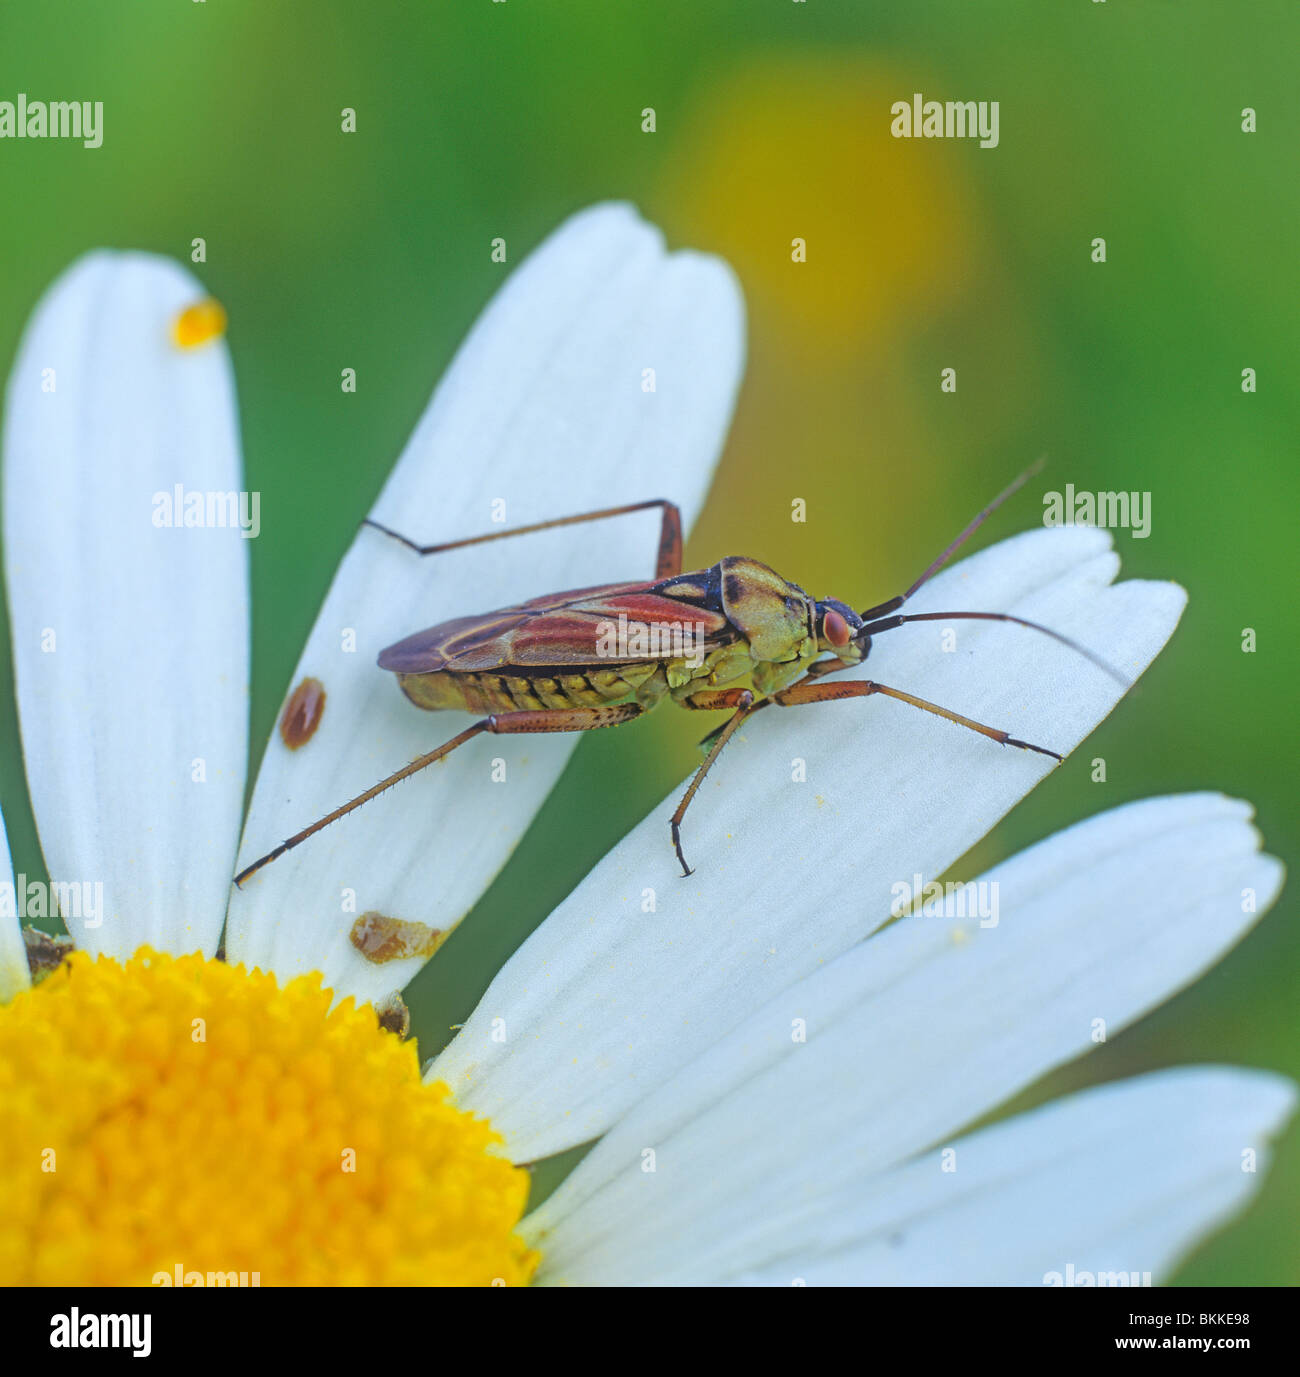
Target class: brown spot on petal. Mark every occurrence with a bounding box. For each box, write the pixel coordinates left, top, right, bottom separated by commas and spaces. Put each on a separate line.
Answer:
349, 912, 442, 965
280, 677, 326, 749
375, 991, 411, 1038
23, 927, 75, 983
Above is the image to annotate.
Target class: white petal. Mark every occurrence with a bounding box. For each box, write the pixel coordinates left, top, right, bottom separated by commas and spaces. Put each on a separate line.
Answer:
3, 254, 249, 959
730, 1071, 1294, 1286
0, 807, 27, 1000
433, 527, 1187, 1158
526, 794, 1283, 1283
227, 203, 744, 1004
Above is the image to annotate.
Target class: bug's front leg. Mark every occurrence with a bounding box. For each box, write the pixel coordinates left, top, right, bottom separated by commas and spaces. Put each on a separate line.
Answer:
669, 688, 755, 876
693, 658, 852, 752
770, 678, 1062, 760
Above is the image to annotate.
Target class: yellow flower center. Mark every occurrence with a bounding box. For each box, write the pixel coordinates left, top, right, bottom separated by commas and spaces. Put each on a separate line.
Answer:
0, 948, 537, 1286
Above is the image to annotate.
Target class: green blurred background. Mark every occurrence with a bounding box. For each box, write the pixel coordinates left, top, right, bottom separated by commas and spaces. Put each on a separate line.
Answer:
1, 2, 1295, 1284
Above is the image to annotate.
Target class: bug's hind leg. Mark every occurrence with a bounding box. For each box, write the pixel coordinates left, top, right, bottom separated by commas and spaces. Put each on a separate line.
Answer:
364, 498, 684, 579
234, 703, 646, 887
770, 678, 1062, 760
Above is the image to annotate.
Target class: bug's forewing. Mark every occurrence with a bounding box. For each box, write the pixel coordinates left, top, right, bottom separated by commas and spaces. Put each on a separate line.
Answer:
381, 584, 734, 673
377, 611, 532, 674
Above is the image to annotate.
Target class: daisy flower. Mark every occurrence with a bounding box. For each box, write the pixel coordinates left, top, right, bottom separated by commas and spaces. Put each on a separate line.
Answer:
0, 205, 1289, 1286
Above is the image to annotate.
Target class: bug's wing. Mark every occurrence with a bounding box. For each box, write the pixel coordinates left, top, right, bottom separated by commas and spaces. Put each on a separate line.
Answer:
377, 610, 534, 673
505, 589, 734, 667
379, 582, 733, 673
516, 579, 651, 611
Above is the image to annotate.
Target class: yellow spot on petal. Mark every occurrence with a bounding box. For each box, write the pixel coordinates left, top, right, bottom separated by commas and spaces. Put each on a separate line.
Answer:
0, 948, 536, 1285
172, 298, 227, 350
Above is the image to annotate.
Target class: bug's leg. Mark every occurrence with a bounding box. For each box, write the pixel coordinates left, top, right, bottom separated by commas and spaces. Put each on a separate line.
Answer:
483, 703, 646, 734
679, 688, 755, 711
670, 689, 755, 876
693, 660, 851, 750
801, 657, 854, 681
234, 703, 645, 886
234, 721, 492, 885
364, 498, 684, 579
770, 678, 1062, 760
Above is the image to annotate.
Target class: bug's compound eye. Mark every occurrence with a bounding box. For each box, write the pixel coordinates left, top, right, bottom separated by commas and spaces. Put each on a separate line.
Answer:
823, 608, 851, 648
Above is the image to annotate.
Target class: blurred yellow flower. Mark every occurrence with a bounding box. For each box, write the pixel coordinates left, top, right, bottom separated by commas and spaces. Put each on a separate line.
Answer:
666, 54, 974, 360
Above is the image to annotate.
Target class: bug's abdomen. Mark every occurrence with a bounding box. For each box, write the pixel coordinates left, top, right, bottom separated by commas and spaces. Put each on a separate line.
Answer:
396, 663, 657, 715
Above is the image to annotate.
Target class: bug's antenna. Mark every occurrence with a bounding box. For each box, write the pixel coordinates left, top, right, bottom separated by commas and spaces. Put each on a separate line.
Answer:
851, 459, 1128, 686
858, 608, 1130, 686
858, 458, 1045, 623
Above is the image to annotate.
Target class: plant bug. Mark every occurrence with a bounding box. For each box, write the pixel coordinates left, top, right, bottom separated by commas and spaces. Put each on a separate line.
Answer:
234, 462, 1125, 886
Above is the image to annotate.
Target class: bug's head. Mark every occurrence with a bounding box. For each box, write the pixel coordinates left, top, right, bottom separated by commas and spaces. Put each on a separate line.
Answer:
815, 598, 868, 663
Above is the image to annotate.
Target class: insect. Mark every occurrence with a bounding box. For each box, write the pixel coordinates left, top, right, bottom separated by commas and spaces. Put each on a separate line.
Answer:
234, 462, 1123, 887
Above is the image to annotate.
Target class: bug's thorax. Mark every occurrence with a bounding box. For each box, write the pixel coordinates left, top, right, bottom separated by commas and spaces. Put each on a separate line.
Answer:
675, 559, 870, 668
714, 556, 816, 660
